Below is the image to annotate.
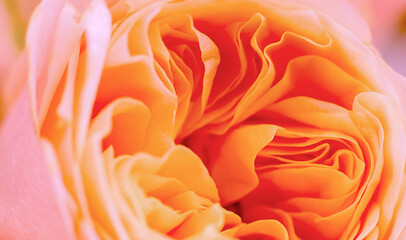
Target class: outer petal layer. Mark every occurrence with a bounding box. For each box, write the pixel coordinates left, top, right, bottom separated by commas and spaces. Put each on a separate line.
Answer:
0, 88, 74, 240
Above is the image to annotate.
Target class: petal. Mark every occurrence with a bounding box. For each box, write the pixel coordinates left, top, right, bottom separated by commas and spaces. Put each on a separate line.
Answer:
73, 0, 112, 158
235, 219, 289, 240
211, 124, 277, 204
270, 0, 371, 42
96, 98, 152, 156
354, 92, 406, 238
0, 88, 74, 239
159, 146, 219, 202
26, 0, 65, 128
170, 204, 225, 239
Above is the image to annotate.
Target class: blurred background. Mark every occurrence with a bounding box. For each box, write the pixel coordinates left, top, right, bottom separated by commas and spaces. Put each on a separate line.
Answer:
0, 0, 405, 77
352, 0, 406, 76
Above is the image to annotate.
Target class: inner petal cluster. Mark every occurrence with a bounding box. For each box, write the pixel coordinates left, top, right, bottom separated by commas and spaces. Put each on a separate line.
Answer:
85, 1, 399, 239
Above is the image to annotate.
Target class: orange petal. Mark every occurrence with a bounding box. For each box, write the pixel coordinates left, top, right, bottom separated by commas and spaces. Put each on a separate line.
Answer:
159, 146, 219, 202
235, 219, 289, 240
170, 204, 225, 238
211, 124, 277, 204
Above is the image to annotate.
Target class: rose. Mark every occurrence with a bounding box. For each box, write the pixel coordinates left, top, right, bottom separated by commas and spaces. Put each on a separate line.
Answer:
1, 0, 406, 239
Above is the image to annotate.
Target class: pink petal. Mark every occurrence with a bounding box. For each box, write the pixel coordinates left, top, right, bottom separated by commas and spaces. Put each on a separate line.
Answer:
0, 88, 74, 240
26, 0, 65, 129
73, 0, 112, 158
